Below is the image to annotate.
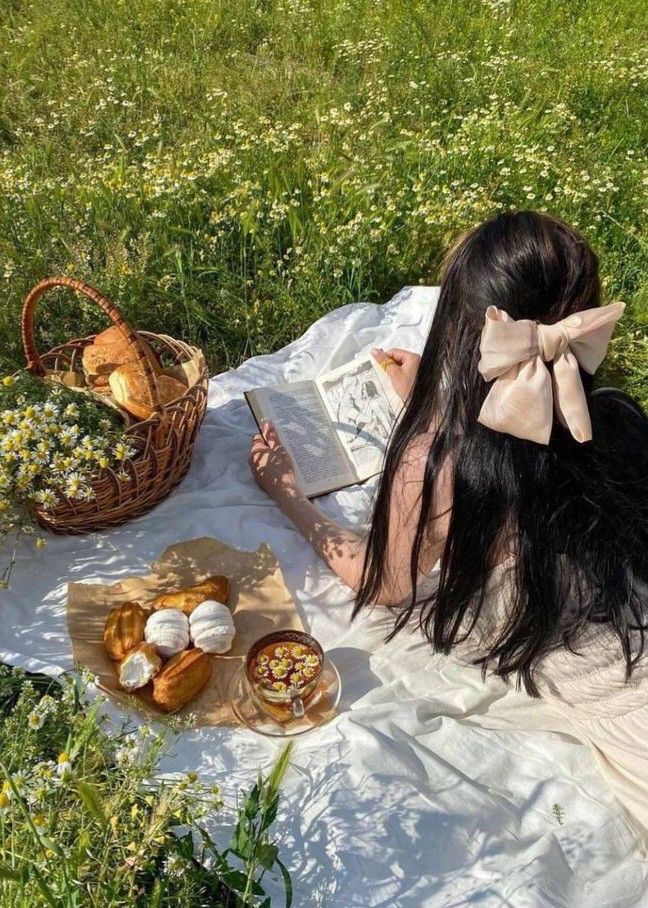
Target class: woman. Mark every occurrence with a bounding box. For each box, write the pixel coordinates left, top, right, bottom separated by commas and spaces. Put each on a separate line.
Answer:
249, 211, 648, 835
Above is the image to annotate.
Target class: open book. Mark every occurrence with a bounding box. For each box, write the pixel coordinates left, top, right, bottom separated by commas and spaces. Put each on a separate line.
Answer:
245, 354, 403, 497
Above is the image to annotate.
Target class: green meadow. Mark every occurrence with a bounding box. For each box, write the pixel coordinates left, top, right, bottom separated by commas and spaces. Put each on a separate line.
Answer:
0, 0, 646, 401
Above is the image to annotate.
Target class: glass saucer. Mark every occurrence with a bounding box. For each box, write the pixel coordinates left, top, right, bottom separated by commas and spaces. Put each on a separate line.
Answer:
227, 657, 341, 737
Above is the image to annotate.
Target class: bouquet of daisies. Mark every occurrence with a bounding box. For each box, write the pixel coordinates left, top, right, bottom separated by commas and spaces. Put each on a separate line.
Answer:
0, 371, 136, 586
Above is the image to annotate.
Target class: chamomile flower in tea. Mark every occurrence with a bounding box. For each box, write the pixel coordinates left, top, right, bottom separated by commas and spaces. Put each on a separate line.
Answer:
251, 641, 323, 692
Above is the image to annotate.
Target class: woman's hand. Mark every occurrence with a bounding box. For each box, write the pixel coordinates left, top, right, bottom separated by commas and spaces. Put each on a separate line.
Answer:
248, 421, 302, 509
371, 347, 421, 401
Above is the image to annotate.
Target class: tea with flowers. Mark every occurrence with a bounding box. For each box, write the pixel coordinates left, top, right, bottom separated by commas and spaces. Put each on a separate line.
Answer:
0, 371, 133, 585
251, 641, 322, 693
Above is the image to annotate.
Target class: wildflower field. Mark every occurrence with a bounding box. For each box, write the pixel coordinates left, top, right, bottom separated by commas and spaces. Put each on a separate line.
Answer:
0, 0, 646, 403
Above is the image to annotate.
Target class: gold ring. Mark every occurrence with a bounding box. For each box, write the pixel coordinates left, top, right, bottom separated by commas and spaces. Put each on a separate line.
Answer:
380, 357, 397, 371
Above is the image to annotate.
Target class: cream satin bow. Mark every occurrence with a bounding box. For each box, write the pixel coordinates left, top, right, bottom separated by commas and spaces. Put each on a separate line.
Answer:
477, 301, 625, 444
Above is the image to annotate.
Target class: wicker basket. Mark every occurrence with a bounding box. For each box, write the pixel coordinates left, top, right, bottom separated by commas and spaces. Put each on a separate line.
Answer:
21, 277, 209, 535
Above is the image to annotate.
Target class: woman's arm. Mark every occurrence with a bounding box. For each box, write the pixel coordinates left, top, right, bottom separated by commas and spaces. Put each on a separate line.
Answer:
249, 423, 451, 604
277, 493, 369, 593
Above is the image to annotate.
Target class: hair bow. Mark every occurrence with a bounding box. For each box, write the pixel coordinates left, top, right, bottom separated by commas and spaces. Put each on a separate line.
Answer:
477, 301, 625, 444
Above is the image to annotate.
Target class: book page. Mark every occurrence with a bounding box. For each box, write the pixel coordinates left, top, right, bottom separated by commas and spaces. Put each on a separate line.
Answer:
316, 355, 403, 481
247, 382, 356, 497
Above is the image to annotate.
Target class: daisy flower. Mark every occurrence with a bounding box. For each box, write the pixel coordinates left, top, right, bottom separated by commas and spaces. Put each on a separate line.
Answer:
62, 403, 80, 420
27, 710, 45, 730
32, 761, 56, 783
3, 772, 27, 799
32, 488, 58, 509
56, 751, 72, 777
113, 441, 132, 461
59, 426, 79, 447
64, 472, 83, 498
41, 402, 58, 419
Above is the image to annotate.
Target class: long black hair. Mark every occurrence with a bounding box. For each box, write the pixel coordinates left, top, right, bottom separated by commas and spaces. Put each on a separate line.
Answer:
355, 211, 648, 696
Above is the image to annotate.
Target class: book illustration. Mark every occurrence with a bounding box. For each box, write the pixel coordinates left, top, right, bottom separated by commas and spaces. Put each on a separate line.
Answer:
320, 359, 398, 460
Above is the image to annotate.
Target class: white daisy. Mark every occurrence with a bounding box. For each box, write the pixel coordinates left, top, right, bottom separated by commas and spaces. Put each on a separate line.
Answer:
56, 751, 72, 777
27, 711, 45, 730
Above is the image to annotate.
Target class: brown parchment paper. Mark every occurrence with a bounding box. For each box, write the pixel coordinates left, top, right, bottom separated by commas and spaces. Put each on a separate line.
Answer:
66, 536, 305, 727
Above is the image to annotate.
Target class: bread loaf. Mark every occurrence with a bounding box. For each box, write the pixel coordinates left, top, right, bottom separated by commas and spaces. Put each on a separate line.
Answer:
108, 364, 187, 421
118, 642, 162, 691
82, 334, 160, 379
89, 375, 113, 397
103, 602, 148, 661
152, 649, 212, 712
152, 576, 230, 615
94, 325, 129, 346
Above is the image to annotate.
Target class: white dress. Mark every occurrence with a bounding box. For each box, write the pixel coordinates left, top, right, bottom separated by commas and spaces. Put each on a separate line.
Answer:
417, 558, 648, 839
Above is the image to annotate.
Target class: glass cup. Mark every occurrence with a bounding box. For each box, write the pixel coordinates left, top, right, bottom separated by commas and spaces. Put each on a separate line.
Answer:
245, 630, 324, 719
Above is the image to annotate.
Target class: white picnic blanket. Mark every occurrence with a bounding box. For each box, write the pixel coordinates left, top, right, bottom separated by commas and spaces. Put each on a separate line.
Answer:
2, 286, 647, 907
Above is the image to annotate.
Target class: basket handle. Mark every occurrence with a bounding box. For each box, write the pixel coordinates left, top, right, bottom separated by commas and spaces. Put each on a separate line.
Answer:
21, 276, 164, 417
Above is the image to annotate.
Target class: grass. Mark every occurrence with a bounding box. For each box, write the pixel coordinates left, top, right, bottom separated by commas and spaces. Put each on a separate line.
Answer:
0, 0, 646, 403
0, 665, 293, 907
